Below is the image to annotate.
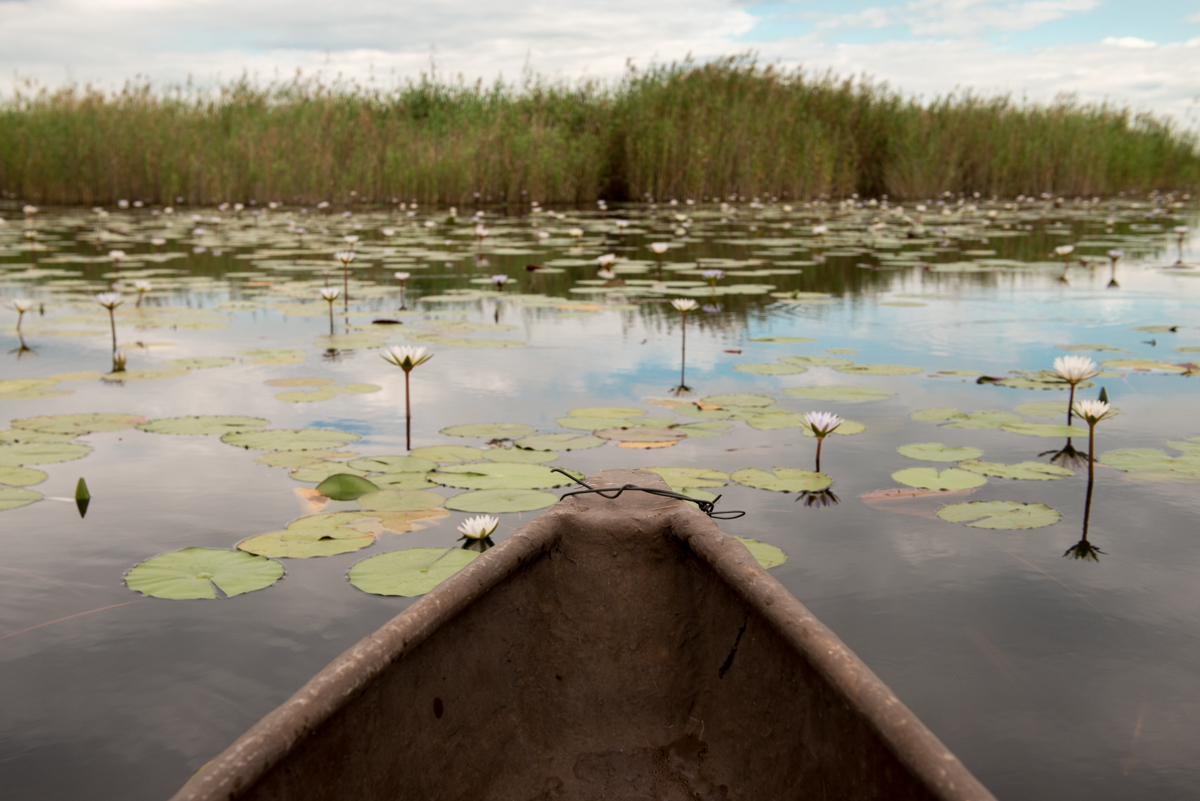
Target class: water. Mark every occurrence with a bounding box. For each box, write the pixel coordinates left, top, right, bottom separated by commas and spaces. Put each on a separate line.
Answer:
1, 197, 1199, 800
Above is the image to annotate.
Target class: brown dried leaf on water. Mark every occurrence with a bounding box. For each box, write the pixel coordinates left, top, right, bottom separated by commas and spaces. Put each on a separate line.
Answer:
859, 486, 980, 519
293, 488, 331, 516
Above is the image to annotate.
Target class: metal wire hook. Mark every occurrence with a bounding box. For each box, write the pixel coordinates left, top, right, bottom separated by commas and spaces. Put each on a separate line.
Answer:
550, 468, 746, 519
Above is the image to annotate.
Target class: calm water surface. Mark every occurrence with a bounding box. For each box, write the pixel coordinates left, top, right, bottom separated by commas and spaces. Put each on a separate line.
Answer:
1, 197, 1198, 800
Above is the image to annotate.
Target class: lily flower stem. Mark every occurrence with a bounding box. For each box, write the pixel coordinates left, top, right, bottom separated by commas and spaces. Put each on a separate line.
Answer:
404, 369, 413, 451
16, 311, 23, 333
136, 294, 143, 309
107, 307, 117, 354
680, 311, 687, 387
815, 437, 823, 473
327, 301, 335, 336
343, 264, 350, 312
1067, 384, 1076, 426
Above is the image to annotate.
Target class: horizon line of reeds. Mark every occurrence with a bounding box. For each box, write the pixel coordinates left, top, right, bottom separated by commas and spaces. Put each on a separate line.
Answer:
1, 56, 1197, 206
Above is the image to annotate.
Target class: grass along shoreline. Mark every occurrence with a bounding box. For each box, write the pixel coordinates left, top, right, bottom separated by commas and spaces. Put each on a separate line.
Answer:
2, 58, 1198, 206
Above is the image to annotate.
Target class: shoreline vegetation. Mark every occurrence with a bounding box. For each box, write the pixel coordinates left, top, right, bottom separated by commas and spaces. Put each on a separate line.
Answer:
2, 57, 1198, 206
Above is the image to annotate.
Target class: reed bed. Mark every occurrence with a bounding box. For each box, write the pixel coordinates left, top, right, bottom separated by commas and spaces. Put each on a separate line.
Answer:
2, 57, 1197, 206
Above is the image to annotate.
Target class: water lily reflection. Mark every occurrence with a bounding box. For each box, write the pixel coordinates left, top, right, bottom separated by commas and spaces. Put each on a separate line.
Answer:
797, 488, 840, 508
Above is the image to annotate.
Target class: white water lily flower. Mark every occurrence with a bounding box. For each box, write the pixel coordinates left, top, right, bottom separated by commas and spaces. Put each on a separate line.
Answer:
108, 250, 126, 262
457, 514, 499, 540
381, 345, 433, 372
1174, 226, 1188, 235
671, 298, 698, 312
491, 274, 509, 287
381, 228, 396, 237
597, 254, 616, 268
12, 299, 34, 313
702, 269, 725, 281
474, 225, 489, 238
649, 242, 670, 255
393, 272, 411, 282
1053, 355, 1100, 384
804, 411, 843, 438
150, 237, 166, 248
568, 228, 584, 238
96, 292, 123, 309
614, 219, 629, 229
812, 224, 828, 236
344, 235, 359, 245
596, 268, 616, 280
333, 250, 356, 266
319, 287, 341, 301
1072, 400, 1117, 425
1054, 244, 1075, 256
132, 280, 152, 292
1107, 249, 1124, 260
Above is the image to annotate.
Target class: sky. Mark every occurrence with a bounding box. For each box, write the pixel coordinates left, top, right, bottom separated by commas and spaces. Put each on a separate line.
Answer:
2, 0, 1199, 125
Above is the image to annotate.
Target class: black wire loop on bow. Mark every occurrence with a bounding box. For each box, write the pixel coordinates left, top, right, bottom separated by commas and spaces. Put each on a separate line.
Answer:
551, 469, 746, 519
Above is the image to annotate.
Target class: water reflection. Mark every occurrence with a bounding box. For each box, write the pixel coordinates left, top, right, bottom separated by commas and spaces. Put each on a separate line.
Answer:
797, 488, 840, 508
1041, 439, 1090, 471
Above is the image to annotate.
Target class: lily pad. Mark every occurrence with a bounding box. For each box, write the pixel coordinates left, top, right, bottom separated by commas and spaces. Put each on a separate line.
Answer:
0, 487, 42, 511
700, 393, 776, 408
730, 467, 832, 493
733, 363, 808, 375
1101, 358, 1187, 372
428, 463, 581, 490
785, 386, 893, 402
936, 500, 1061, 530
221, 428, 361, 451
1057, 344, 1131, 354
348, 455, 438, 473
370, 472, 436, 489
673, 421, 733, 437
238, 524, 375, 558
891, 467, 987, 491
440, 423, 538, 439
897, 442, 984, 462
275, 389, 339, 402
315, 473, 380, 501
910, 408, 965, 422
13, 412, 145, 435
125, 548, 284, 599
240, 348, 306, 365
567, 407, 644, 418
0, 466, 48, 486
1001, 423, 1089, 438
358, 489, 446, 512
482, 448, 558, 464
944, 411, 1025, 430
1100, 449, 1200, 476
515, 432, 605, 452
1014, 401, 1068, 419
289, 463, 371, 483
137, 416, 270, 436
557, 416, 647, 431
445, 488, 559, 513
779, 356, 853, 368
332, 383, 382, 395
645, 467, 729, 488
410, 445, 484, 463
749, 336, 816, 344
957, 460, 1075, 480
595, 427, 687, 444
257, 450, 357, 469
834, 364, 923, 375
349, 547, 479, 597
103, 368, 190, 382
0, 441, 93, 467
162, 357, 235, 370
733, 536, 787, 569
264, 377, 336, 388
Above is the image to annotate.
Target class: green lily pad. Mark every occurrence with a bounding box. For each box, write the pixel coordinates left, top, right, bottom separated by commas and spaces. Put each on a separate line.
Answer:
897, 442, 984, 462
440, 423, 538, 439
939, 369, 981, 376
785, 386, 894, 402
779, 356, 853, 368
370, 473, 436, 489
834, 364, 923, 375
891, 467, 987, 491
910, 408, 966, 422
1057, 344, 1131, 354
137, 416, 270, 436
0, 428, 78, 444
332, 383, 382, 395
410, 445, 484, 463
1100, 449, 1200, 476
348, 455, 438, 473
1001, 423, 1089, 438
1101, 358, 1187, 372
314, 333, 389, 349
514, 432, 605, 451
240, 348, 306, 365
428, 463, 581, 490
1132, 325, 1180, 333
13, 412, 145, 435
349, 547, 479, 597
557, 416, 645, 431
645, 467, 730, 488
800, 419, 866, 437
673, 421, 734, 437
944, 411, 1025, 430
1014, 401, 1069, 419
595, 427, 686, 444
445, 488, 559, 513
567, 407, 644, 418
749, 336, 816, 344
237, 525, 375, 558
162, 357, 235, 369
733, 363, 808, 375
358, 489, 446, 512
0, 487, 42, 511
125, 548, 284, 599
0, 466, 48, 486
730, 467, 832, 493
700, 394, 776, 408
957, 460, 1075, 480
257, 450, 358, 469
103, 368, 190, 382
1174, 346, 1200, 354
936, 501, 1061, 530
289, 463, 371, 483
265, 377, 336, 387
825, 349, 859, 355
482, 448, 558, 464
275, 389, 339, 402
0, 441, 93, 467
733, 536, 787, 569
315, 473, 380, 501
221, 428, 361, 451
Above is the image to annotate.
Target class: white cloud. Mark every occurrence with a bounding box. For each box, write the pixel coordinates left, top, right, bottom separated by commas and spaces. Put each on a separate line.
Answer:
1102, 36, 1158, 49
807, 0, 1098, 38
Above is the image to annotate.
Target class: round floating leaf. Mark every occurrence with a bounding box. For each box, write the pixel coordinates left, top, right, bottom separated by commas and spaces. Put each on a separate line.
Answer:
290, 463, 370, 483
700, 393, 775, 408
358, 489, 446, 512
482, 448, 558, 464
891, 467, 987, 491
733, 536, 787, 569
411, 445, 483, 463
834, 364, 923, 375
645, 467, 729, 488
733, 363, 808, 375
0, 428, 78, 444
0, 487, 42, 511
103, 368, 190, 382
257, 449, 358, 469
749, 336, 816, 344
1001, 423, 1089, 438
957, 460, 1075, 480
1057, 344, 1131, 354
13, 412, 144, 435
936, 501, 1061, 530
897, 442, 984, 462
348, 455, 438, 473
315, 473, 380, 501
440, 423, 538, 439
238, 526, 375, 558
557, 416, 643, 431
673, 421, 733, 437
785, 386, 894, 402
910, 408, 966, 422
264, 377, 337, 388
1175, 346, 1200, 354
780, 356, 853, 368
800, 419, 865, 437
370, 472, 436, 489
0, 441, 93, 467
0, 466, 48, 486
221, 428, 361, 451
944, 411, 1025, 430
137, 416, 270, 436
1100, 449, 1200, 476
428, 463, 581, 490
349, 547, 479, 597
679, 488, 718, 503
162, 357, 235, 370
240, 348, 306, 365
332, 383, 382, 395
996, 373, 1088, 390
730, 467, 832, 493
825, 349, 859, 355
1101, 358, 1187, 372
125, 548, 284, 599
595, 427, 687, 443
275, 389, 338, 402
445, 488, 558, 513
514, 432, 605, 451
567, 407, 644, 418
1014, 401, 1068, 419
939, 369, 981, 376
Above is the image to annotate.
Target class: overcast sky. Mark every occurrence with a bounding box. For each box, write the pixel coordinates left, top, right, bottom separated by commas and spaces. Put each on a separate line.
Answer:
2, 0, 1199, 125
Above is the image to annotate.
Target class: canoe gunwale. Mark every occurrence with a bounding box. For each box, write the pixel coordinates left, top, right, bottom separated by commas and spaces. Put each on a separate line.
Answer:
172, 468, 996, 801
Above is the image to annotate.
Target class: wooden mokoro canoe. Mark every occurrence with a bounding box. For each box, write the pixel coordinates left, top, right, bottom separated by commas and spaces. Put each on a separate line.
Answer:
172, 468, 996, 801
